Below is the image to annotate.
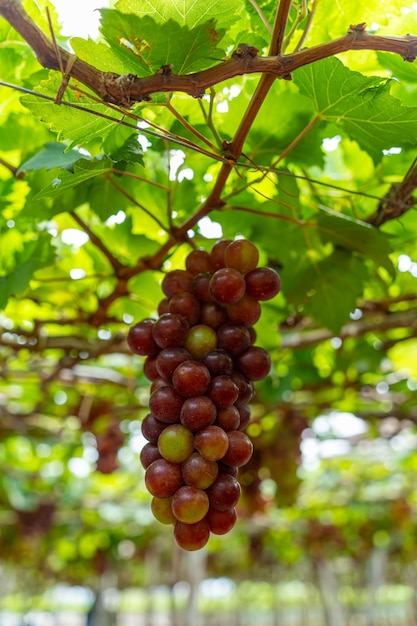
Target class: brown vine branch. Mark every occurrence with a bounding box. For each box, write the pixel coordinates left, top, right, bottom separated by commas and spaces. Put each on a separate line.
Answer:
69, 211, 124, 274
280, 307, 417, 350
366, 158, 417, 226
1, 1, 417, 106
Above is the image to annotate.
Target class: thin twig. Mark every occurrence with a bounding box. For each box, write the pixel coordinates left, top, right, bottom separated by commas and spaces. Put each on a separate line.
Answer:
106, 174, 169, 233
69, 211, 124, 274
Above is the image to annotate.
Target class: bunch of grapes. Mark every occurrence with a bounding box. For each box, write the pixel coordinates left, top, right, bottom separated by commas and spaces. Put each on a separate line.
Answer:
127, 239, 281, 551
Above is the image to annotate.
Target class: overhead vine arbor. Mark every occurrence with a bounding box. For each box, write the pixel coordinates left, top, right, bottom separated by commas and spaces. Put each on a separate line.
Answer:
0, 0, 417, 583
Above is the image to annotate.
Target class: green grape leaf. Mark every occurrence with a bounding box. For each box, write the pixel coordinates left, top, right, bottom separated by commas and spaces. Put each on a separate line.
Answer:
33, 158, 114, 201
317, 209, 394, 277
294, 57, 417, 163
21, 74, 127, 149
99, 10, 225, 76
0, 233, 55, 309
17, 142, 87, 174
70, 38, 133, 74
115, 0, 243, 29
282, 249, 367, 334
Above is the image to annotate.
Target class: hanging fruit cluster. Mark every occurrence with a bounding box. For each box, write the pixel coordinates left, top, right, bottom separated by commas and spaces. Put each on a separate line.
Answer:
128, 239, 281, 550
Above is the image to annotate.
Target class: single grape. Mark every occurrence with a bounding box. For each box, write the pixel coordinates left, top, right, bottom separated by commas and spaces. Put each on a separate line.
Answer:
157, 424, 194, 463
217, 461, 238, 477
206, 473, 241, 510
127, 319, 159, 356
224, 239, 259, 274
162, 269, 193, 298
140, 442, 162, 469
172, 360, 211, 397
230, 371, 254, 404
150, 377, 172, 393
149, 386, 184, 423
210, 239, 232, 270
180, 395, 217, 431
186, 249, 213, 275
183, 324, 217, 360
141, 413, 167, 444
156, 347, 192, 382
145, 458, 184, 498
199, 302, 228, 329
236, 402, 251, 430
191, 273, 213, 303
217, 323, 250, 357
235, 346, 271, 381
245, 266, 282, 300
151, 496, 176, 525
207, 375, 239, 408
174, 519, 210, 551
152, 313, 189, 349
205, 507, 237, 535
181, 452, 218, 489
214, 405, 240, 432
143, 355, 159, 381
209, 268, 246, 305
172, 485, 210, 523
169, 291, 200, 326
201, 349, 233, 377
157, 297, 170, 316
227, 294, 261, 327
220, 430, 253, 467
194, 425, 229, 461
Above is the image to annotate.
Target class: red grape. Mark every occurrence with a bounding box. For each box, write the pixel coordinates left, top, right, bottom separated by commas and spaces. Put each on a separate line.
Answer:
181, 453, 218, 489
180, 395, 217, 431
186, 249, 213, 275
245, 266, 281, 300
169, 291, 200, 325
194, 425, 229, 461
145, 459, 183, 498
140, 442, 162, 469
206, 507, 237, 535
235, 346, 271, 381
201, 349, 233, 377
207, 375, 239, 408
127, 319, 159, 356
149, 386, 184, 423
221, 430, 253, 467
210, 239, 232, 270
155, 347, 192, 381
172, 360, 211, 397
141, 413, 167, 444
174, 519, 210, 551
162, 269, 193, 298
206, 473, 241, 510
227, 294, 261, 327
152, 313, 189, 349
172, 485, 209, 523
209, 268, 245, 305
224, 239, 259, 274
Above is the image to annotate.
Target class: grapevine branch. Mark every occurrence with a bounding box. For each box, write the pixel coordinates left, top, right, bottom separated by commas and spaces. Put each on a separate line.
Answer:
1, 1, 417, 106
367, 158, 417, 226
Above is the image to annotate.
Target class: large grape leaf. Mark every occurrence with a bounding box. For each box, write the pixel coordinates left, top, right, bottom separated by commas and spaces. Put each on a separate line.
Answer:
21, 75, 128, 149
115, 0, 243, 29
282, 249, 367, 334
0, 233, 55, 309
33, 158, 114, 201
316, 209, 394, 276
17, 142, 86, 174
294, 57, 417, 163
99, 10, 225, 75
